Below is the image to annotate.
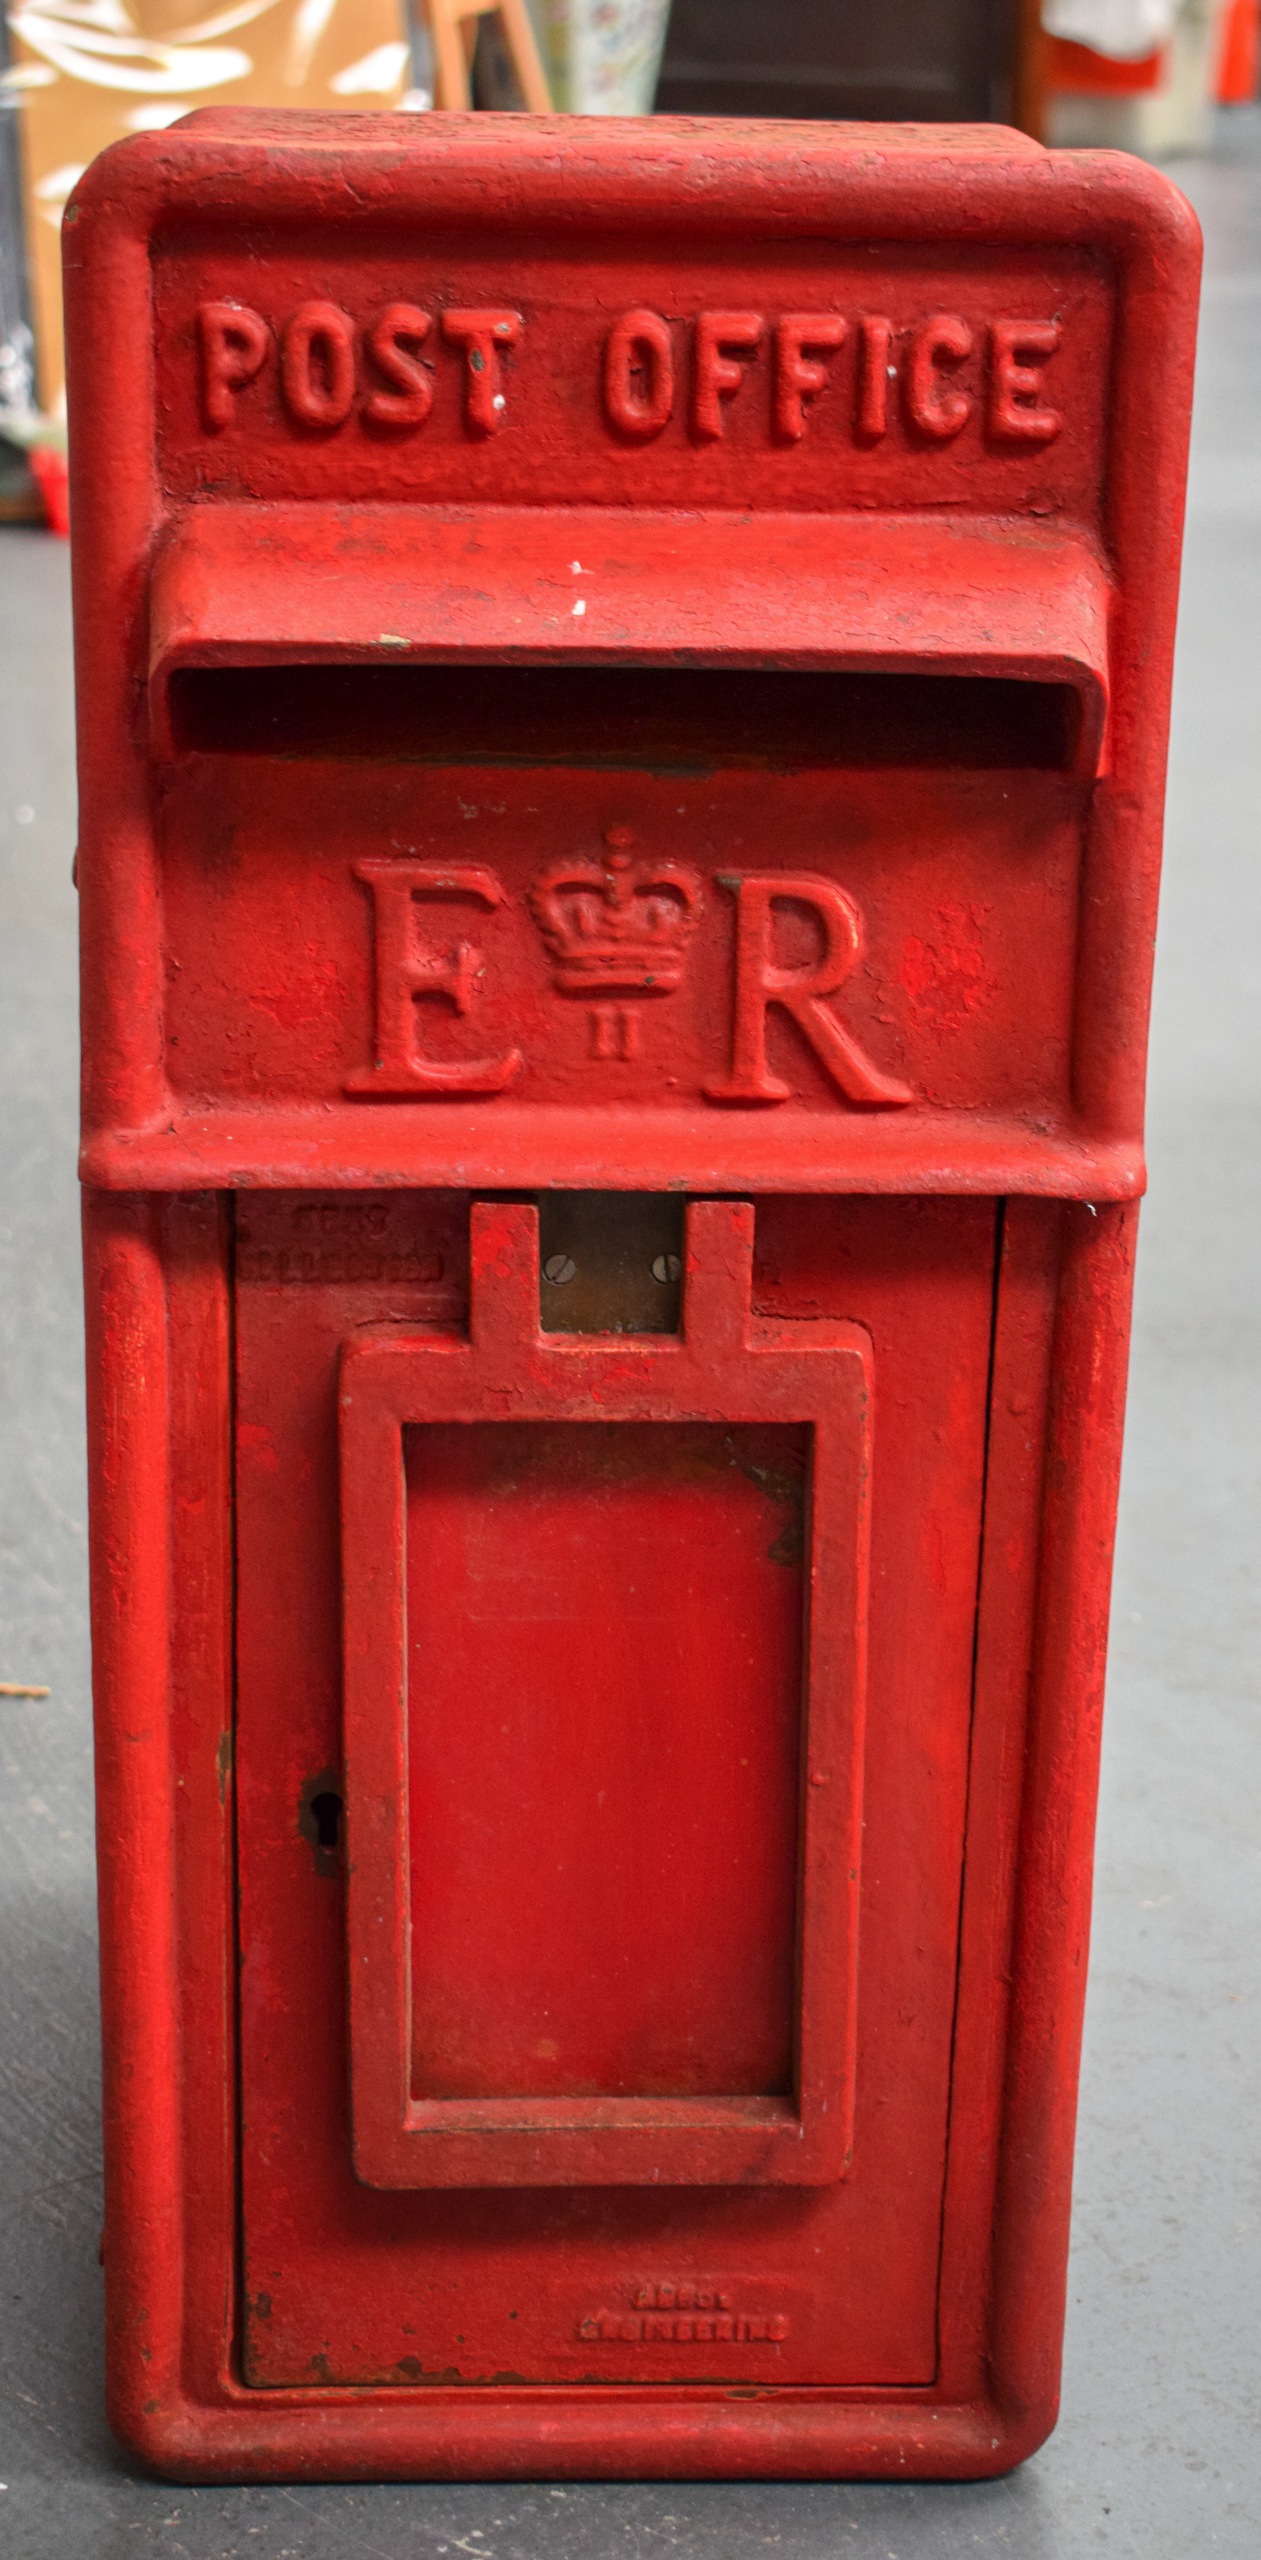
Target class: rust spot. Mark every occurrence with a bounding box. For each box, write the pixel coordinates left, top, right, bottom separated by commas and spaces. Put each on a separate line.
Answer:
766, 1514, 805, 1567
898, 902, 991, 1033
727, 1436, 807, 1564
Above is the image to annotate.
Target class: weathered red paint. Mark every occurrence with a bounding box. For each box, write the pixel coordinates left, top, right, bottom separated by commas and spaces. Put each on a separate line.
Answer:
66, 113, 1199, 2481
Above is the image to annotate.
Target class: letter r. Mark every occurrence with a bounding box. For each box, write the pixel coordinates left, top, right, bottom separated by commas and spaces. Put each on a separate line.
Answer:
705, 872, 913, 1107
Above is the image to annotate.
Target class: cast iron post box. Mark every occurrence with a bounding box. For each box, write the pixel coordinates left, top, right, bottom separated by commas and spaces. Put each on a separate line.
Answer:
66, 112, 1199, 2481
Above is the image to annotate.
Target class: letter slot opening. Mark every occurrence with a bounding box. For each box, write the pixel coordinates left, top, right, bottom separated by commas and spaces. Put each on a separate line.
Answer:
166, 662, 1086, 772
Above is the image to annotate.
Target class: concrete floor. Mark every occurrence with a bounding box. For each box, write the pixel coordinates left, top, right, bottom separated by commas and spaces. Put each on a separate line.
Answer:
2, 112, 1260, 2560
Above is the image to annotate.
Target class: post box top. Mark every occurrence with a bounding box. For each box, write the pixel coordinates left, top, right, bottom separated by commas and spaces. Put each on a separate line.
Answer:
66, 115, 1200, 1200
65, 102, 1188, 218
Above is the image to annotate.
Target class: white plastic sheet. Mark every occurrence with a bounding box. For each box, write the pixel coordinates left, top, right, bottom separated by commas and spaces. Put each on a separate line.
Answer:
1042, 0, 1182, 57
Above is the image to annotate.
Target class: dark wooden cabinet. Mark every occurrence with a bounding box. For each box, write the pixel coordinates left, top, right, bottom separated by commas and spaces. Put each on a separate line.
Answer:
656, 0, 1020, 124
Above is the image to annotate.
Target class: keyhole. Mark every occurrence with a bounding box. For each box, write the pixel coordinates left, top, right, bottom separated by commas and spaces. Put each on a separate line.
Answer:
299, 1772, 344, 1872
310, 1791, 342, 1852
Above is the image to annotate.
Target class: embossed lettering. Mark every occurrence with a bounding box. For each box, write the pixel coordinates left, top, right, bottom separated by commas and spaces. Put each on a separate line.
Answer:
198, 300, 270, 431
773, 313, 847, 442
634, 2282, 732, 2309
855, 314, 893, 442
905, 312, 973, 441
706, 872, 914, 1108
237, 1245, 447, 1286
692, 311, 764, 441
364, 302, 434, 428
440, 308, 522, 434
988, 318, 1062, 443
577, 2281, 791, 2346
281, 302, 356, 430
588, 1002, 641, 1061
346, 861, 520, 1096
194, 296, 1074, 451
604, 308, 674, 438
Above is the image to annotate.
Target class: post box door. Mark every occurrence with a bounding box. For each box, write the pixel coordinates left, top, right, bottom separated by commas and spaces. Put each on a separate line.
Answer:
341, 1199, 871, 2191
234, 1190, 995, 2389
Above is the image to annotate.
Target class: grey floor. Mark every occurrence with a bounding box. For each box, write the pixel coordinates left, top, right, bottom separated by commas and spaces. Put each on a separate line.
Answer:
2, 112, 1260, 2560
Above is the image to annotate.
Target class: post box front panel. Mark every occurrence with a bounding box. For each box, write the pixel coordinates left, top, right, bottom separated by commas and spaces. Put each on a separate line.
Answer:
235, 1191, 993, 2389
74, 134, 1166, 1206
152, 236, 1111, 514
157, 742, 1084, 1134
148, 226, 1107, 1185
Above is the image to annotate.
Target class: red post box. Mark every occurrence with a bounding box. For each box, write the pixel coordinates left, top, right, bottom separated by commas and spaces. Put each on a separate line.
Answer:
65, 112, 1199, 2481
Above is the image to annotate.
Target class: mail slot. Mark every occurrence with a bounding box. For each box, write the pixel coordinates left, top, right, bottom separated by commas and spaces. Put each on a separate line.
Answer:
66, 113, 1199, 2480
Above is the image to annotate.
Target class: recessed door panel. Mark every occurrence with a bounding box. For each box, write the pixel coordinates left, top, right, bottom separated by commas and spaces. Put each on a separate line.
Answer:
405, 1418, 805, 2106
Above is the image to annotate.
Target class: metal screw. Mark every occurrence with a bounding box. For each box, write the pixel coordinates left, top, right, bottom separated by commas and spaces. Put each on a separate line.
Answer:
543, 1254, 577, 1286
651, 1253, 682, 1285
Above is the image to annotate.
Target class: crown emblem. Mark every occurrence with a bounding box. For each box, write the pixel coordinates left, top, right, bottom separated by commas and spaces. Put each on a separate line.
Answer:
529, 831, 702, 997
